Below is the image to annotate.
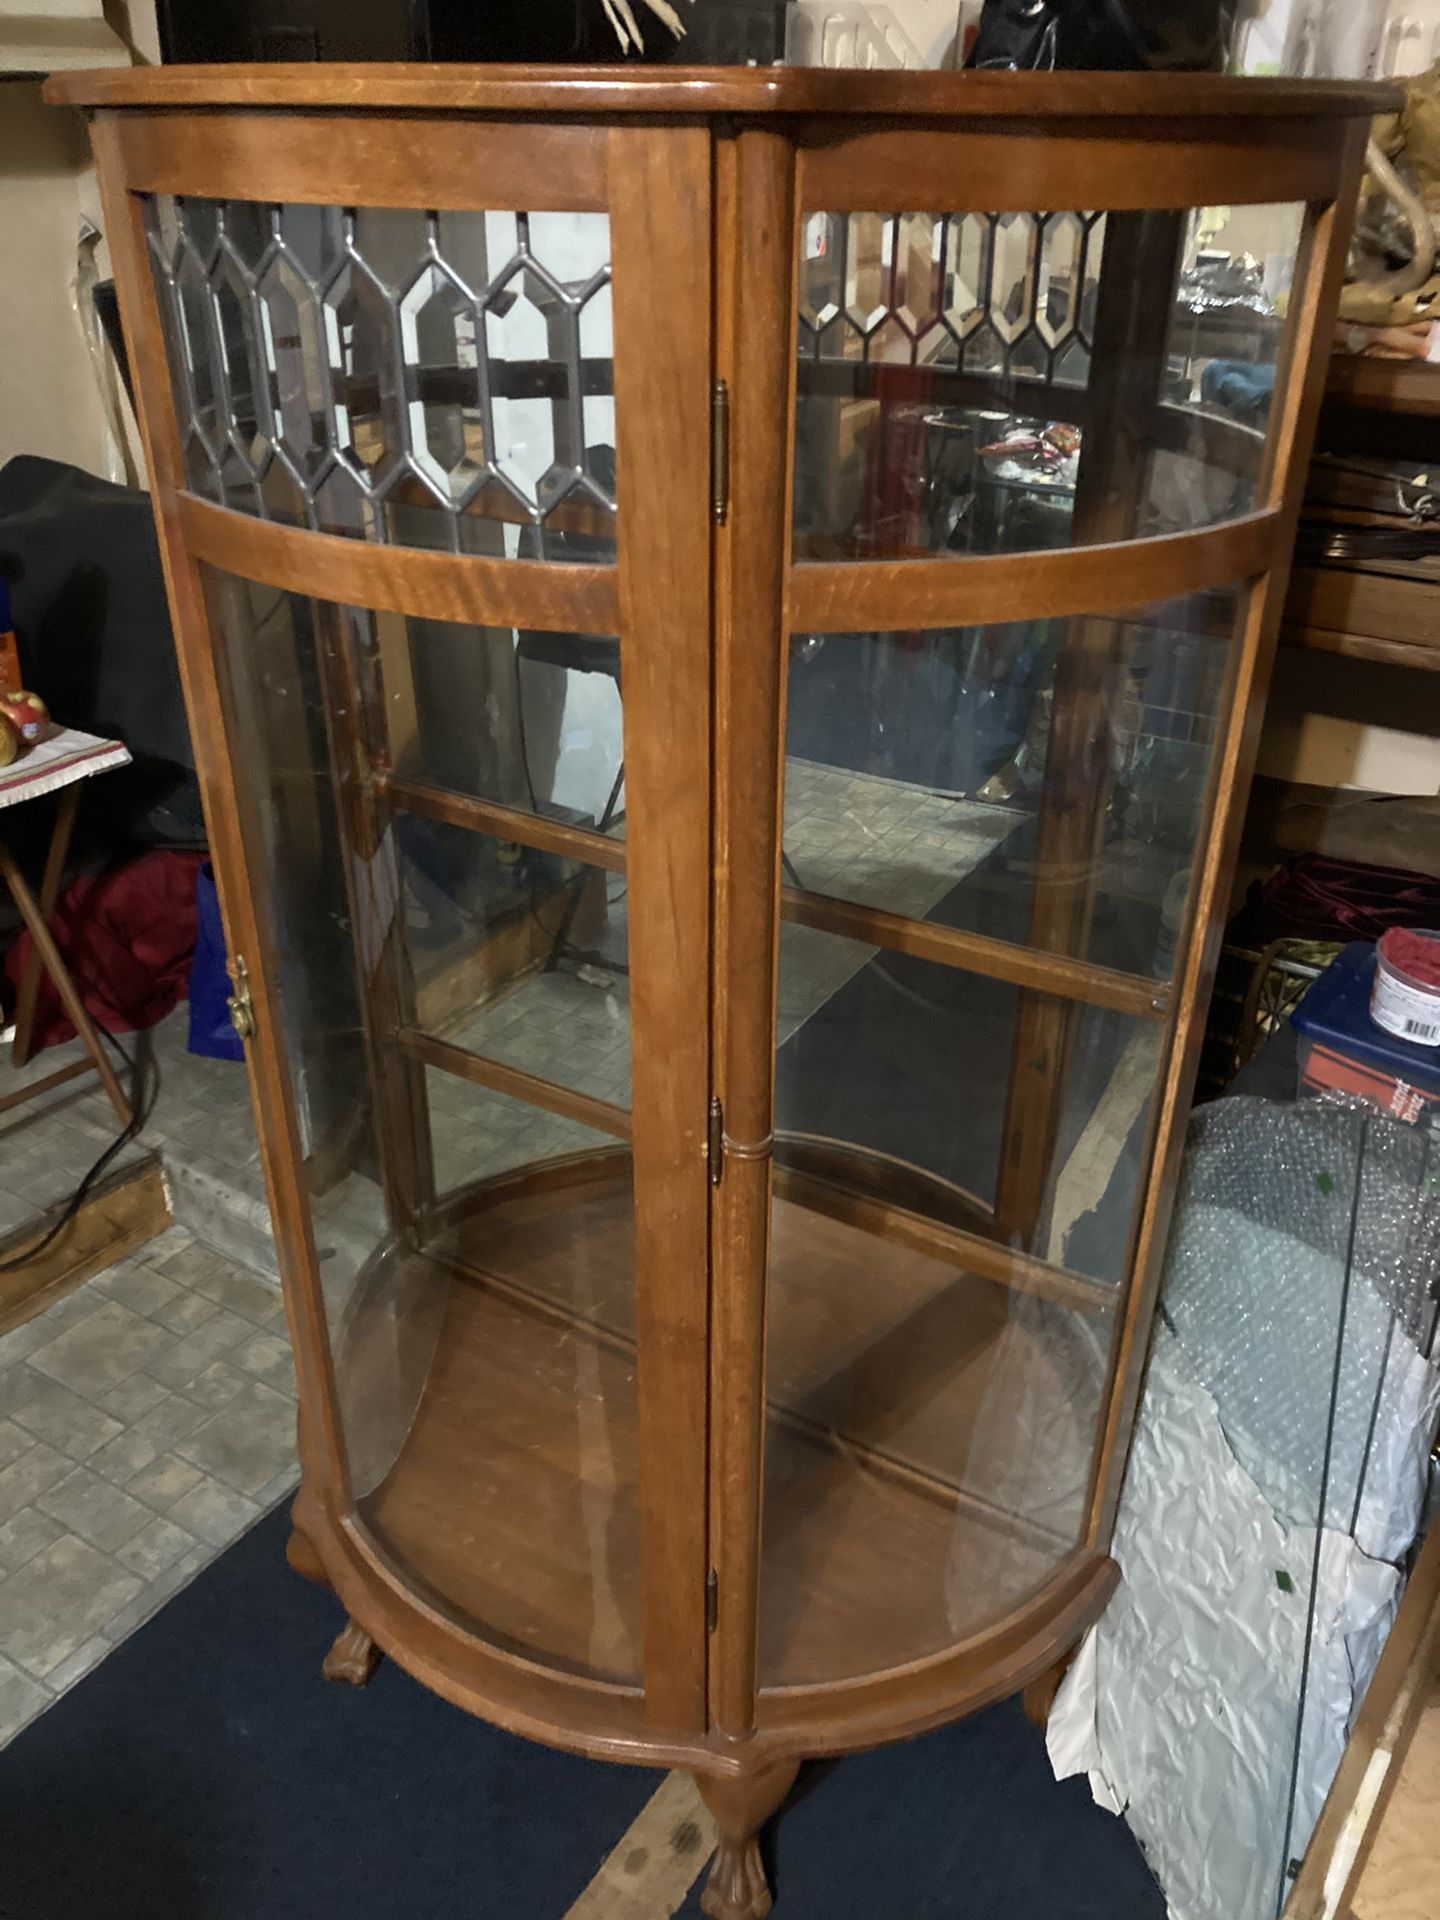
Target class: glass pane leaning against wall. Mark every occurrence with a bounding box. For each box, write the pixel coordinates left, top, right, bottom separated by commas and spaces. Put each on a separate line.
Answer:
793, 203, 1304, 559
206, 573, 642, 1684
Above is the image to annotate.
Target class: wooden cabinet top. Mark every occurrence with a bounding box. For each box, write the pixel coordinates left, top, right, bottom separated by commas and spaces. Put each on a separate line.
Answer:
47, 62, 1393, 121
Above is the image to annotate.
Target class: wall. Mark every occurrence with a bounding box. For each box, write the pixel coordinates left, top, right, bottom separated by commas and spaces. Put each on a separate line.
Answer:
0, 80, 118, 479
0, 2, 158, 483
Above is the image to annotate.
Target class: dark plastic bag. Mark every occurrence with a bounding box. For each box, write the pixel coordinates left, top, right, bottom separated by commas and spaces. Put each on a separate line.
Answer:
187, 861, 244, 1062
970, 0, 1235, 72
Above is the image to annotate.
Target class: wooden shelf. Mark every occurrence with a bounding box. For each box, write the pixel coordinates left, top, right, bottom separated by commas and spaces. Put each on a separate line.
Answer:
1281, 562, 1440, 673
341, 1152, 1099, 1691
1324, 355, 1440, 418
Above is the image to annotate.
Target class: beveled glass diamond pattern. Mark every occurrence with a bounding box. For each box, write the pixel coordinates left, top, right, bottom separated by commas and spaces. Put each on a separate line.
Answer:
797, 209, 1108, 389
256, 242, 331, 492
325, 241, 406, 488
989, 214, 1039, 346
143, 195, 616, 559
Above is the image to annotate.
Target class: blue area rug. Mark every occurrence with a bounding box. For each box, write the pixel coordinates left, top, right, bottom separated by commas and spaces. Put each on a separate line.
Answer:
0, 1502, 1163, 1919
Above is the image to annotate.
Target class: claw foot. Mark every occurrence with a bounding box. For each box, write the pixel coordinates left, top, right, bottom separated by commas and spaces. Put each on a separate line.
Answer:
694, 1758, 798, 1920
700, 1834, 773, 1920
323, 1618, 382, 1687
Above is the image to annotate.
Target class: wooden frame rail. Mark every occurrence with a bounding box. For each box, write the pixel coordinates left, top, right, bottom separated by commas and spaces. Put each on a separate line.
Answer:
179, 494, 619, 632
380, 774, 627, 876
108, 108, 611, 210
396, 1026, 632, 1141
385, 775, 1169, 1027
788, 510, 1275, 633
781, 885, 1165, 1022
773, 1162, 1114, 1317
796, 115, 1350, 214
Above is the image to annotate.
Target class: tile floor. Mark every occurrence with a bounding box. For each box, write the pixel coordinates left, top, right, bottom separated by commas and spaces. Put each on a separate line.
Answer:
0, 1223, 296, 1748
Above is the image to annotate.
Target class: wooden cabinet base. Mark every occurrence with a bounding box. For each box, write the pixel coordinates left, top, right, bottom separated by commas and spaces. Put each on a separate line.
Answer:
696, 1760, 800, 1920
285, 1517, 330, 1591
1022, 1653, 1074, 1731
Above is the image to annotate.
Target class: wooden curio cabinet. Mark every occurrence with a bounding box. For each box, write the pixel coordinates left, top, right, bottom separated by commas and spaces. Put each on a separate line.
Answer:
50, 62, 1384, 1917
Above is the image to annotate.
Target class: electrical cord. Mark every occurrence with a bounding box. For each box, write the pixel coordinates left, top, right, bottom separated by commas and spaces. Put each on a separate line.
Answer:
0, 1025, 158, 1273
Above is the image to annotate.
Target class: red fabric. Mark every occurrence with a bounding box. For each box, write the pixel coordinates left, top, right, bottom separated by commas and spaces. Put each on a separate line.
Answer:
1254, 852, 1440, 946
4, 849, 203, 1050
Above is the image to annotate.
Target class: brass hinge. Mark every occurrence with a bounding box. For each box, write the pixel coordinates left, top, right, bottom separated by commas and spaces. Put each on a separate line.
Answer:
708, 1095, 723, 1187
705, 1568, 718, 1633
226, 954, 256, 1044
711, 378, 729, 525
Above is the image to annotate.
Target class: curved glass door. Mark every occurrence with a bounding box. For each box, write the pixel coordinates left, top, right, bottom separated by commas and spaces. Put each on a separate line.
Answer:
207, 573, 644, 1681
757, 592, 1253, 1686
757, 176, 1301, 1687
139, 123, 716, 1721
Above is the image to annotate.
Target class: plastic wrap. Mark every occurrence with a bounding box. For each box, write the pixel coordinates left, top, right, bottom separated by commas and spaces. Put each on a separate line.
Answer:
1160, 1100, 1440, 1555
1048, 1097, 1440, 1920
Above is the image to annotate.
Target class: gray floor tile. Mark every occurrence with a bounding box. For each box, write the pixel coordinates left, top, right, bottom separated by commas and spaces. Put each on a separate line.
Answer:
167, 1477, 259, 1548
37, 1468, 154, 1556
175, 1382, 297, 1498
21, 1287, 106, 1337
98, 1375, 171, 1423
100, 1546, 209, 1647
149, 1290, 220, 1336
95, 1262, 184, 1319
0, 1533, 142, 1679
44, 1633, 111, 1694
0, 1651, 50, 1744
87, 1427, 163, 1486
192, 1265, 285, 1325
0, 1506, 65, 1576
0, 1421, 34, 1471
176, 1360, 248, 1411
116, 1515, 201, 1582
229, 1331, 296, 1396
142, 1307, 253, 1390
0, 1314, 78, 1366
126, 1454, 205, 1513
10, 1377, 124, 1462
0, 1442, 72, 1526
126, 1391, 212, 1455
150, 1242, 225, 1284
26, 1300, 176, 1400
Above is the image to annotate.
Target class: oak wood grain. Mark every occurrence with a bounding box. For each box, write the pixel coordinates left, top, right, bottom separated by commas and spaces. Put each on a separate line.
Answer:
107, 108, 608, 210
179, 494, 619, 632
47, 65, 1392, 121
787, 512, 1275, 635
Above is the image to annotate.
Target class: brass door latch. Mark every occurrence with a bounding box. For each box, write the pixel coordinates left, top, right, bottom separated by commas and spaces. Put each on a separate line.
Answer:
226, 954, 256, 1043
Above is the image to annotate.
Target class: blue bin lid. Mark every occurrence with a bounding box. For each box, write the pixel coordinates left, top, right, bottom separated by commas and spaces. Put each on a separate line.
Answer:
1290, 940, 1440, 1095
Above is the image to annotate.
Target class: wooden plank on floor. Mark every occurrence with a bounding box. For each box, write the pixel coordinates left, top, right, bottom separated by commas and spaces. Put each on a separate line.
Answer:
0, 1156, 171, 1337
563, 1771, 716, 1920
1286, 1518, 1440, 1920
1351, 1663, 1440, 1920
